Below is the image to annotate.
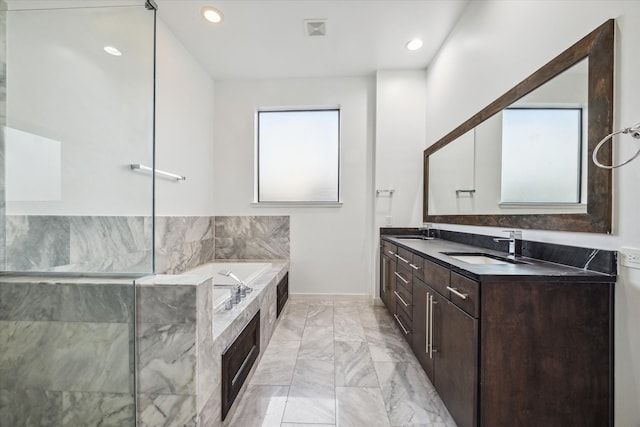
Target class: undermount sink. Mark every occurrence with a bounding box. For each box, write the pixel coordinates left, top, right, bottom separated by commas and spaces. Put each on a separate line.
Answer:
441, 252, 524, 265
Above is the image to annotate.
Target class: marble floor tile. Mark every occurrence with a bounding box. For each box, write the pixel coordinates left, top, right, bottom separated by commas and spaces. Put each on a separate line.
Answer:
244, 297, 456, 427
291, 359, 335, 391
298, 325, 334, 360
359, 307, 395, 329
250, 340, 300, 385
334, 311, 366, 341
282, 385, 336, 425
281, 301, 309, 320
281, 424, 334, 427
374, 362, 456, 427
335, 387, 390, 427
306, 303, 334, 327
271, 316, 306, 341
365, 327, 417, 364
224, 385, 288, 427
334, 340, 378, 387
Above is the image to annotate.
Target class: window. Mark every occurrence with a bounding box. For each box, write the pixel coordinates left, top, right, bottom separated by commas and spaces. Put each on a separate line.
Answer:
256, 108, 340, 203
500, 107, 582, 204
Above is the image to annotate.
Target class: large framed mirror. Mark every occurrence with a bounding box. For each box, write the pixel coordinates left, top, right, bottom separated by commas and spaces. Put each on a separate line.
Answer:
423, 20, 614, 233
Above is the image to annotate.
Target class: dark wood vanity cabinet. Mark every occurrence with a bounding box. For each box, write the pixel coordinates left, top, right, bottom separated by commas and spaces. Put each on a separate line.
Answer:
480, 281, 613, 427
382, 239, 614, 427
276, 273, 289, 317
380, 241, 397, 311
412, 257, 478, 427
221, 310, 261, 420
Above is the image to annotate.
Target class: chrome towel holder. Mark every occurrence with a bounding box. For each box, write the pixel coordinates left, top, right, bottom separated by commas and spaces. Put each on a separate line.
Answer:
592, 123, 640, 169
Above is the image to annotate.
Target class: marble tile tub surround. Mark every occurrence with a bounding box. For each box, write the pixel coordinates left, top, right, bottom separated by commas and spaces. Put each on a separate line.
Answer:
3, 214, 289, 274
381, 227, 617, 275
135, 262, 288, 426
215, 215, 289, 261
0, 277, 136, 426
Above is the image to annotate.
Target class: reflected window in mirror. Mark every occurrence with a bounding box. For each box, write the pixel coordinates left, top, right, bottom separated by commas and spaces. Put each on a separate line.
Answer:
500, 107, 583, 205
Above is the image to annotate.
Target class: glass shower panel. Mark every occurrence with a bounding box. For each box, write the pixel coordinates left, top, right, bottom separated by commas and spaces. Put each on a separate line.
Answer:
0, 3, 155, 426
3, 2, 155, 274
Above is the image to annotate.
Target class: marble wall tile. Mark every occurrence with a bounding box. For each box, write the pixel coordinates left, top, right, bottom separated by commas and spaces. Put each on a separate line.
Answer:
69, 216, 148, 264
196, 279, 215, 415
156, 216, 214, 249
0, 388, 62, 427
6, 215, 70, 270
60, 283, 133, 323
214, 215, 289, 260
137, 286, 197, 324
137, 322, 197, 395
61, 391, 134, 427
0, 282, 62, 321
138, 394, 197, 427
0, 321, 130, 393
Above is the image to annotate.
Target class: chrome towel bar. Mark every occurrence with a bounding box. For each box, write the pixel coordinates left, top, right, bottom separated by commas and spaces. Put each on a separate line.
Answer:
130, 164, 186, 181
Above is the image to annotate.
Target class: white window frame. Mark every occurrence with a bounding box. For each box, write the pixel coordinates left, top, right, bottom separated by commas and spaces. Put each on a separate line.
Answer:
253, 105, 342, 207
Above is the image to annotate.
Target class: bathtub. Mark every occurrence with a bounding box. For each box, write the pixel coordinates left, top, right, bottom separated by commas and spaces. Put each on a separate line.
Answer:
186, 262, 272, 310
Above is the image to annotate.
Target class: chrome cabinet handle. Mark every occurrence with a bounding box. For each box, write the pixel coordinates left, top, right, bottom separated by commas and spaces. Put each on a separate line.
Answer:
393, 314, 411, 335
429, 295, 437, 358
394, 254, 410, 264
425, 292, 430, 355
394, 271, 409, 285
447, 286, 468, 300
409, 263, 421, 270
387, 250, 395, 256
394, 291, 410, 308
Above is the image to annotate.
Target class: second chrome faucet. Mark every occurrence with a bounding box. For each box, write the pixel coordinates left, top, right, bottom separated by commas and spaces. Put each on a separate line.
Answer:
493, 230, 522, 258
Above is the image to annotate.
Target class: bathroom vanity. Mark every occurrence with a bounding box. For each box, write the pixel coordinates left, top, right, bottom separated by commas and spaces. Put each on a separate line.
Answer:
380, 233, 615, 427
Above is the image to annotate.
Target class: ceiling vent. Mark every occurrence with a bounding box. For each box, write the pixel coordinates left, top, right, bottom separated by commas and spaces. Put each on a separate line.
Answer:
304, 19, 327, 37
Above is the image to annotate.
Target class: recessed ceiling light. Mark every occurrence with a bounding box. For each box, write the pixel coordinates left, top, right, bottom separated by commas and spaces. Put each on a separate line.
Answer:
406, 39, 423, 51
103, 46, 122, 56
201, 6, 224, 24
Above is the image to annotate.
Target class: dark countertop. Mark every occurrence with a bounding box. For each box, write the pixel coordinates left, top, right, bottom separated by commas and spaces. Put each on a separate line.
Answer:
383, 236, 615, 283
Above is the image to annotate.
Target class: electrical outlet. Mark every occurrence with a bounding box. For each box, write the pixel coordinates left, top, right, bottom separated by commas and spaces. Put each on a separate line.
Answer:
620, 247, 640, 269
385, 216, 392, 226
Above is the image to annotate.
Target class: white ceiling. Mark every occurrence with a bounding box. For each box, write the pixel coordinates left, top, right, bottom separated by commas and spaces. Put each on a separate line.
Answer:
155, 0, 470, 80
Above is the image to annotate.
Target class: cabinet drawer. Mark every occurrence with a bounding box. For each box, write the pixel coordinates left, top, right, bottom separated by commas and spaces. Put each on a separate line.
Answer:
423, 259, 451, 297
412, 255, 426, 282
382, 241, 397, 258
449, 273, 479, 318
396, 246, 413, 268
394, 302, 412, 337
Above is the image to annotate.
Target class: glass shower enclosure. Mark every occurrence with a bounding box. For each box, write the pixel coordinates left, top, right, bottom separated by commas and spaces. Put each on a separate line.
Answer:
0, 1, 156, 425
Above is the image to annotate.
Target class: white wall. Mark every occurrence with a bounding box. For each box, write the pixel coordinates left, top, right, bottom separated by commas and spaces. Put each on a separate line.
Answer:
213, 77, 375, 295
6, 5, 154, 215
155, 18, 215, 216
423, 1, 640, 424
373, 70, 428, 300
4, 10, 214, 216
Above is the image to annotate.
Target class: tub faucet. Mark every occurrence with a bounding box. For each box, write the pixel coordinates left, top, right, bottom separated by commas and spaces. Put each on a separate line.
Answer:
218, 270, 253, 295
493, 230, 522, 258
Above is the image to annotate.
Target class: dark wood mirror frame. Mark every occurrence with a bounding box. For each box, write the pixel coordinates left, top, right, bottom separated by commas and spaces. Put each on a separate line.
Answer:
423, 20, 614, 233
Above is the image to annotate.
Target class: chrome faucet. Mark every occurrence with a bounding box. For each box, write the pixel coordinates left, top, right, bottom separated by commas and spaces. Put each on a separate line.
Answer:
493, 230, 522, 258
218, 270, 253, 295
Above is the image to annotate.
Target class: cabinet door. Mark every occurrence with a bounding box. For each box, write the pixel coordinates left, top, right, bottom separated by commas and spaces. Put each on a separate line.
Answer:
412, 279, 435, 381
380, 252, 396, 312
434, 293, 478, 427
